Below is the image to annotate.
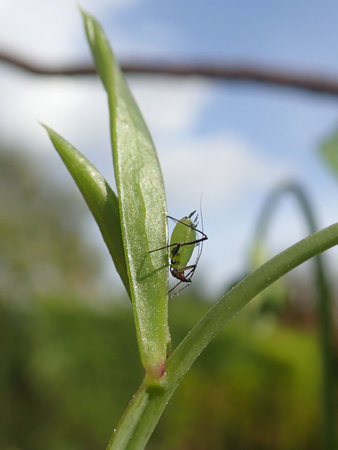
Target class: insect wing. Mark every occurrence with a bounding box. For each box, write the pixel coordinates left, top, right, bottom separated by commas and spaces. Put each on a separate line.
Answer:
170, 216, 196, 268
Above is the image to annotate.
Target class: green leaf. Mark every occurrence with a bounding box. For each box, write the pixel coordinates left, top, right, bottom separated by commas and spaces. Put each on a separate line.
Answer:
41, 125, 130, 296
82, 11, 169, 381
320, 128, 338, 178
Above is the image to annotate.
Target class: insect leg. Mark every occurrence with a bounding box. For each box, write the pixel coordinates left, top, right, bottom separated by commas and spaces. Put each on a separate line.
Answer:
175, 236, 207, 249
148, 242, 181, 254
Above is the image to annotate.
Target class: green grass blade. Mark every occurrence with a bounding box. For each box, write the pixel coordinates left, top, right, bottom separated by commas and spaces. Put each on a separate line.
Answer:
82, 11, 169, 381
42, 125, 130, 296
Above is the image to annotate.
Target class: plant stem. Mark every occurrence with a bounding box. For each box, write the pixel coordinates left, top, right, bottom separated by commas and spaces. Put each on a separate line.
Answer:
107, 222, 338, 450
252, 182, 336, 449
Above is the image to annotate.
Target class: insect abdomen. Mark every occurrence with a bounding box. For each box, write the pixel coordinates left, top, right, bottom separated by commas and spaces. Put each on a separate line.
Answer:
170, 216, 196, 269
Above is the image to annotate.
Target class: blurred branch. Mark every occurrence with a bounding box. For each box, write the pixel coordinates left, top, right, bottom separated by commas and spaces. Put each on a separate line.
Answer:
1, 50, 338, 97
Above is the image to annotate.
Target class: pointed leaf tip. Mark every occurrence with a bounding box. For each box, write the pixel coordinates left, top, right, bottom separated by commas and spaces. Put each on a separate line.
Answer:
42, 124, 130, 296
83, 10, 170, 379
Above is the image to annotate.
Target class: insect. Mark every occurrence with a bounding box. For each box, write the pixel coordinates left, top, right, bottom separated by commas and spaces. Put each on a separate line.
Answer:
149, 210, 208, 296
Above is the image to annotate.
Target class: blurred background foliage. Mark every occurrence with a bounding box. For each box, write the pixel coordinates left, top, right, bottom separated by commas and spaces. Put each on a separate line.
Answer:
0, 147, 106, 303
1, 147, 337, 450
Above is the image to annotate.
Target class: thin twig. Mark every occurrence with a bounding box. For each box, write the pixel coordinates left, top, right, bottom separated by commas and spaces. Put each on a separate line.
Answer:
1, 50, 338, 97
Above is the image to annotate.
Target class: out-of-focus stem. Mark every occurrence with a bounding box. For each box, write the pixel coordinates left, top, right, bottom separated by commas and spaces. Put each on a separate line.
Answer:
252, 182, 336, 450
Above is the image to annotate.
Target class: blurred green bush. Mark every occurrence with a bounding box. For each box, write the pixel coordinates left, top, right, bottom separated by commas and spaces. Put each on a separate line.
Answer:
0, 148, 104, 303
0, 296, 328, 450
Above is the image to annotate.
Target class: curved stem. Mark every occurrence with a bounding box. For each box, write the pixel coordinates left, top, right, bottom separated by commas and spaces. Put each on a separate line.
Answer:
107, 222, 338, 450
252, 182, 336, 450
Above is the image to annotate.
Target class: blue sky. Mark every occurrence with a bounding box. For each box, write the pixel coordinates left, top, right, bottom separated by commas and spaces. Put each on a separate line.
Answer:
100, 0, 338, 71
1, 0, 338, 297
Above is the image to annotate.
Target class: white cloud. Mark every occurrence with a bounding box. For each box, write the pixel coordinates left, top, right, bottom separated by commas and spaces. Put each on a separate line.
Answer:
0, 1, 80, 59
0, 66, 211, 158
0, 0, 142, 61
159, 132, 290, 209
129, 76, 211, 135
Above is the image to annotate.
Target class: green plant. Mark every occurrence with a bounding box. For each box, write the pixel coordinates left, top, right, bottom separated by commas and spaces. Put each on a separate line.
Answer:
250, 182, 336, 450
42, 10, 338, 449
